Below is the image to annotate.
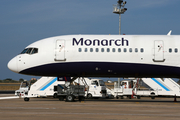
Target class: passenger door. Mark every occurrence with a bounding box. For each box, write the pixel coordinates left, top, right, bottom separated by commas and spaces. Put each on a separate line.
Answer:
153, 40, 165, 62
55, 40, 66, 61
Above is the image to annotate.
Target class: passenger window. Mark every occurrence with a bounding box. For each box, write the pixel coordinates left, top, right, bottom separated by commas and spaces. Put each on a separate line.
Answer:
118, 48, 121, 52
107, 48, 110, 52
135, 48, 138, 52
175, 48, 178, 53
96, 48, 99, 52
129, 48, 132, 52
124, 48, 127, 52
169, 48, 172, 53
101, 48, 104, 52
78, 48, 82, 52
90, 48, 93, 52
112, 48, 115, 52
85, 48, 87, 52
140, 48, 144, 53
31, 48, 38, 54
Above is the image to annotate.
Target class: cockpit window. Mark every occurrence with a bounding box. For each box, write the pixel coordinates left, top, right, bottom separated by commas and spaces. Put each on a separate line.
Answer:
20, 48, 38, 55
21, 48, 28, 54
31, 48, 38, 54
26, 48, 33, 54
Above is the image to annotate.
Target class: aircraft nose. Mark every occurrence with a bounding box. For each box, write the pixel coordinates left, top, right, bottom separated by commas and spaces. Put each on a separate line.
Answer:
7, 57, 18, 73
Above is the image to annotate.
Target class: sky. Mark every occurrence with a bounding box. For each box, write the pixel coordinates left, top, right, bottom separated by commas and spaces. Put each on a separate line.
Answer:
0, 0, 180, 81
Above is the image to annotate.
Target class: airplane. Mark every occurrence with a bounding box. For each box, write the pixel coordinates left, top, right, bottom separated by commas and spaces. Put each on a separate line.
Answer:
7, 33, 180, 78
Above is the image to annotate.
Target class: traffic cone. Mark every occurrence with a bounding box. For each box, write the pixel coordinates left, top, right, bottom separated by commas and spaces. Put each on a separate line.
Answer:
174, 94, 177, 102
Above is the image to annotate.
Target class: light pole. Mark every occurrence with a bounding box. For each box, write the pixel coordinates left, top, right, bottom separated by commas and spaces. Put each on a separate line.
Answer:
113, 0, 127, 88
113, 0, 127, 35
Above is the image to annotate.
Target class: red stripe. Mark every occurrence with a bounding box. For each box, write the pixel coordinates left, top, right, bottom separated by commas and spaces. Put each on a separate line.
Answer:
64, 77, 67, 81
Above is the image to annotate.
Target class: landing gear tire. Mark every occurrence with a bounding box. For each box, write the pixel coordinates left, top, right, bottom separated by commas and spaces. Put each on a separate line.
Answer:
66, 95, 74, 102
24, 97, 30, 101
87, 93, 93, 99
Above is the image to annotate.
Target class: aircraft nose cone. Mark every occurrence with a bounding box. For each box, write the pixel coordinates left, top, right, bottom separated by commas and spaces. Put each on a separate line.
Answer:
7, 57, 18, 73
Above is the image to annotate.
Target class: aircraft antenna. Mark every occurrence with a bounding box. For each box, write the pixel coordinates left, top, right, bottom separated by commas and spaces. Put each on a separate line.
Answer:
113, 0, 127, 35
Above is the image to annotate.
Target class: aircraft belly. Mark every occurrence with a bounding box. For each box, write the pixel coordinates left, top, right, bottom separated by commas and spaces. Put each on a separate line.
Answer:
19, 62, 180, 78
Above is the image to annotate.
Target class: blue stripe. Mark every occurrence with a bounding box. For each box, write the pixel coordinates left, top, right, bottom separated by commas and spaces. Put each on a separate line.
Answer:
151, 78, 170, 91
58, 84, 64, 89
40, 77, 57, 91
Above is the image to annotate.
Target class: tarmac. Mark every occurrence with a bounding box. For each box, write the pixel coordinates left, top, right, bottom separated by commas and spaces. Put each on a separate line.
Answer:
0, 94, 180, 120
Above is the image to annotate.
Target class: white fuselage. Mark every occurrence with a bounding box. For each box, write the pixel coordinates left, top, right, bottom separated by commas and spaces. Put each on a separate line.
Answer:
7, 35, 180, 77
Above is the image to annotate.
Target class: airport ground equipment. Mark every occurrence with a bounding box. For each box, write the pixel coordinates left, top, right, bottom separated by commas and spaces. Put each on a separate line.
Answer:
54, 82, 85, 102
16, 77, 64, 101
23, 77, 105, 101
15, 81, 29, 96
73, 78, 107, 99
108, 78, 180, 99
16, 77, 87, 101
27, 77, 64, 98
136, 78, 180, 99
111, 80, 136, 99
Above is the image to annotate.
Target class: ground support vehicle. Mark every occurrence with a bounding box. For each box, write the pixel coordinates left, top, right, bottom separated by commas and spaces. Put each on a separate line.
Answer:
74, 78, 107, 99
108, 78, 180, 100
15, 81, 29, 96
55, 83, 85, 102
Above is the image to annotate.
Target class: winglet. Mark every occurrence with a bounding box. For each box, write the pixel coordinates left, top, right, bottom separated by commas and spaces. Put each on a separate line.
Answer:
167, 30, 172, 35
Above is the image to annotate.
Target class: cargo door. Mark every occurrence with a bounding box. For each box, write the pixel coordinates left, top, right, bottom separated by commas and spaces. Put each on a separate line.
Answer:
153, 40, 165, 62
55, 40, 66, 61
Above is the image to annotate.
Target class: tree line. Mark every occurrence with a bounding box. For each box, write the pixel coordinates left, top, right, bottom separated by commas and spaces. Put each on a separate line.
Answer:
0, 78, 37, 83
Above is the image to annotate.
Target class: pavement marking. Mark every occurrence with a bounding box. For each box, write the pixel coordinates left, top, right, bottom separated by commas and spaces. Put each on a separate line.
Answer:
0, 96, 19, 100
0, 112, 180, 117
0, 107, 56, 110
